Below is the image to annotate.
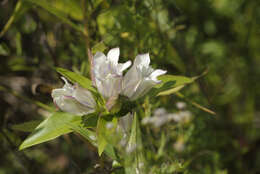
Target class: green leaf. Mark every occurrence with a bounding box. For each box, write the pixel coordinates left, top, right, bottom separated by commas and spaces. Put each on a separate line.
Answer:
156, 132, 166, 159
52, 0, 83, 21
12, 120, 42, 132
19, 112, 81, 150
92, 0, 104, 8
24, 0, 84, 33
156, 75, 194, 88
152, 75, 194, 96
15, 32, 22, 56
96, 115, 118, 156
91, 42, 107, 55
157, 85, 186, 96
0, 44, 10, 56
82, 113, 99, 128
97, 116, 108, 156
0, 1, 30, 37
55, 67, 96, 92
125, 112, 146, 174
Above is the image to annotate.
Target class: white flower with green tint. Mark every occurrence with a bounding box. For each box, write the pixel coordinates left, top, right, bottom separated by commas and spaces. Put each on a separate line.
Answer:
51, 77, 96, 116
93, 47, 131, 99
122, 53, 167, 100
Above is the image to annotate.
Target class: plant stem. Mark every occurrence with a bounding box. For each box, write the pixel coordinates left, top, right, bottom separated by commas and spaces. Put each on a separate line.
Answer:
81, 0, 95, 84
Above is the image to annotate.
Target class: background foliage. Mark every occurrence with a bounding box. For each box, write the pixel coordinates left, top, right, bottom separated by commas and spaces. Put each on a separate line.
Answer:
0, 0, 260, 173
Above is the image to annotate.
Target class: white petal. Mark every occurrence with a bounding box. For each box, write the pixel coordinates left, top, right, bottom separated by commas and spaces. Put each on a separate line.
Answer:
121, 53, 167, 100
52, 88, 65, 99
96, 76, 122, 99
94, 52, 106, 64
134, 53, 150, 68
122, 65, 142, 98
93, 52, 106, 73
73, 85, 96, 108
107, 47, 119, 65
154, 108, 167, 115
95, 79, 105, 96
129, 79, 155, 100
118, 60, 132, 72
93, 52, 109, 83
150, 69, 167, 82
54, 95, 94, 116
61, 76, 69, 85
51, 84, 73, 99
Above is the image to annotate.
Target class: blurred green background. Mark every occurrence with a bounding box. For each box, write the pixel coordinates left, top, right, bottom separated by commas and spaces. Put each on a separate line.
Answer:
0, 0, 260, 173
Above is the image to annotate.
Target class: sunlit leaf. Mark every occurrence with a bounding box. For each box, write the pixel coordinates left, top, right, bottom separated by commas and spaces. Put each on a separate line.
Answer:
156, 75, 194, 88
96, 115, 118, 156
150, 75, 194, 96
55, 67, 96, 92
91, 42, 107, 55
19, 112, 81, 150
52, 0, 83, 21
97, 116, 108, 156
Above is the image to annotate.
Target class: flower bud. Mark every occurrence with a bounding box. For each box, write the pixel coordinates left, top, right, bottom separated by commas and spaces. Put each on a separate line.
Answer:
51, 77, 96, 116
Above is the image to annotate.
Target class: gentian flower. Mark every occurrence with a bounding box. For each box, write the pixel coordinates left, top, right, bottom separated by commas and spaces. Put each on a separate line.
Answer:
51, 77, 96, 116
93, 48, 131, 99
122, 53, 166, 100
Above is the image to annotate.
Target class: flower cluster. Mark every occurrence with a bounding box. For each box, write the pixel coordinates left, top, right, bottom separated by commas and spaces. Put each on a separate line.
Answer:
141, 103, 192, 128
52, 48, 166, 115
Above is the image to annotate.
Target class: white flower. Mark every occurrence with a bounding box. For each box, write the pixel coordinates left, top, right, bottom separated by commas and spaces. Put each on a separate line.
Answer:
51, 77, 96, 116
168, 111, 192, 123
122, 53, 167, 100
93, 47, 131, 99
176, 102, 187, 110
142, 108, 169, 128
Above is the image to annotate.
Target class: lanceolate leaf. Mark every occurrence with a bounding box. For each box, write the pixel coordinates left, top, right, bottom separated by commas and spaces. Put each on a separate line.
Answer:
24, 0, 84, 33
156, 75, 194, 88
97, 116, 108, 156
19, 112, 81, 150
150, 75, 194, 96
157, 85, 185, 96
96, 115, 118, 157
55, 67, 96, 92
125, 112, 146, 174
